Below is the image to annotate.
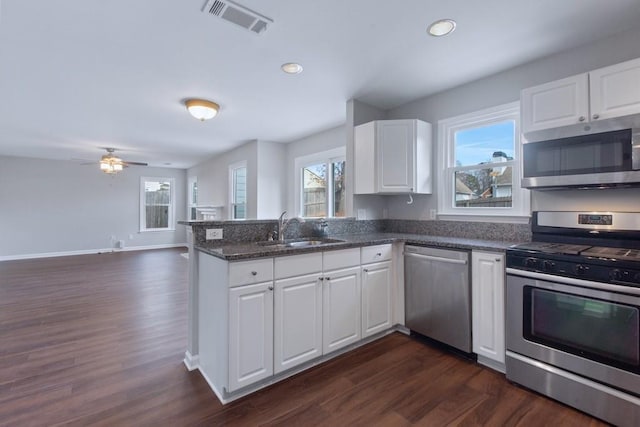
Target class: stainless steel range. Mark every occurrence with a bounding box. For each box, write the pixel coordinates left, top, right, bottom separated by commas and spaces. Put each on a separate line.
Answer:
506, 211, 640, 427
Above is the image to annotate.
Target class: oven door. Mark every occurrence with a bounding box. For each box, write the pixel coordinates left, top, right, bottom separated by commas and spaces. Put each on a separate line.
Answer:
506, 268, 640, 396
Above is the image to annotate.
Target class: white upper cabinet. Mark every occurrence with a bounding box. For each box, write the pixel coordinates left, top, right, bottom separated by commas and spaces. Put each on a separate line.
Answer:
521, 57, 640, 135
521, 74, 589, 133
354, 119, 432, 194
590, 57, 640, 121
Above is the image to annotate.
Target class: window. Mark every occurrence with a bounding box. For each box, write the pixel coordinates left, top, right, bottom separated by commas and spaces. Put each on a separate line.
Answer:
188, 176, 198, 220
295, 147, 346, 218
140, 177, 175, 231
229, 162, 247, 219
438, 102, 529, 220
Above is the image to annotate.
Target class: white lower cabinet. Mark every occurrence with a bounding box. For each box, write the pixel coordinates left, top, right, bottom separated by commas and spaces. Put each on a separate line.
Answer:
273, 273, 323, 374
361, 261, 392, 338
228, 282, 274, 392
471, 251, 505, 371
322, 266, 361, 354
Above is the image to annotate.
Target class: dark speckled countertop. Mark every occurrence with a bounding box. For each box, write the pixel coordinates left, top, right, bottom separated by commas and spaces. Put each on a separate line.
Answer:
195, 232, 519, 261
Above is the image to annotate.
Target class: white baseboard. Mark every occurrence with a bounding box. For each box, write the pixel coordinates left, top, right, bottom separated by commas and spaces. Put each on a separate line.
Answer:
183, 351, 199, 371
0, 243, 188, 262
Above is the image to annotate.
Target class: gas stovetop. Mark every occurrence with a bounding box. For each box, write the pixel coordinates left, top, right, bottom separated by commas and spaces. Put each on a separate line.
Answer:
507, 211, 640, 287
510, 242, 640, 262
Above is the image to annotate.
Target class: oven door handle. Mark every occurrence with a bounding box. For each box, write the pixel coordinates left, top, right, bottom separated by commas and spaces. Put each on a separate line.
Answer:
506, 268, 640, 296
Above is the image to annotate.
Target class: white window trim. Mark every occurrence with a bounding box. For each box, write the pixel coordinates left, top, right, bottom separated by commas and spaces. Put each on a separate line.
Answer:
140, 177, 176, 232
437, 101, 530, 221
229, 160, 247, 220
294, 147, 346, 218
187, 176, 197, 220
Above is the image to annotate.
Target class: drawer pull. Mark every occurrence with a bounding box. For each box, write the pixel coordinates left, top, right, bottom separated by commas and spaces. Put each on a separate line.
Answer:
251, 271, 257, 276
268, 286, 274, 291
592, 113, 600, 120
578, 116, 585, 122
376, 252, 382, 256
363, 268, 369, 272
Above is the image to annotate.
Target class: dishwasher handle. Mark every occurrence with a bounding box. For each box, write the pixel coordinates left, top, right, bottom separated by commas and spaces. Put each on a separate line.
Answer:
404, 251, 468, 265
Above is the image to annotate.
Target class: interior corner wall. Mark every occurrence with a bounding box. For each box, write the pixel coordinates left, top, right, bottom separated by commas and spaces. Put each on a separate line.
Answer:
347, 99, 388, 220
384, 26, 640, 219
256, 140, 286, 219
188, 140, 258, 219
0, 155, 187, 259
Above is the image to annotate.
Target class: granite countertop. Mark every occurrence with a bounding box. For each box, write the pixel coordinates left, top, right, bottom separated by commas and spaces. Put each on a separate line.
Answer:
195, 232, 520, 261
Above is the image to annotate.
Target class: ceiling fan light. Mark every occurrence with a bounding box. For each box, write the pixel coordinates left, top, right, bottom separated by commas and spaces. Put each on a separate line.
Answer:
100, 161, 110, 171
185, 99, 220, 121
113, 163, 123, 171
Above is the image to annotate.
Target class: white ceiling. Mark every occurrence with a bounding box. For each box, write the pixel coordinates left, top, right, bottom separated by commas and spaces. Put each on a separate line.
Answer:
1, 0, 640, 169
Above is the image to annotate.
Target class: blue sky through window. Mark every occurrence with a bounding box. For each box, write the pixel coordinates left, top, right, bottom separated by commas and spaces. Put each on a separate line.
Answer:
454, 121, 515, 166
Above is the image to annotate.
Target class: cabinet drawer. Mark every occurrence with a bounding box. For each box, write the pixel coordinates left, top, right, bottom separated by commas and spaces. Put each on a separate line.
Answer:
361, 244, 392, 264
274, 252, 322, 279
228, 258, 274, 287
323, 248, 360, 271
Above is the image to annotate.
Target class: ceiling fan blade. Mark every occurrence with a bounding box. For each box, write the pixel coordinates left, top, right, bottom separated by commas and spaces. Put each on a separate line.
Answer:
123, 161, 148, 166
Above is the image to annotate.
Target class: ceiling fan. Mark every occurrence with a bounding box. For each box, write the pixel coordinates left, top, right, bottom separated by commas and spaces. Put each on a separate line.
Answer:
98, 148, 148, 174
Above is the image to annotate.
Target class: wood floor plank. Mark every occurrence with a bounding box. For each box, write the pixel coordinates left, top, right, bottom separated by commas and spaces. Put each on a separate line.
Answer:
0, 249, 610, 426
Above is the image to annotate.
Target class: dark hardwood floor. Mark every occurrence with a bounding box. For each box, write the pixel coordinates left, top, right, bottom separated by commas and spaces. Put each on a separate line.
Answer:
0, 248, 608, 426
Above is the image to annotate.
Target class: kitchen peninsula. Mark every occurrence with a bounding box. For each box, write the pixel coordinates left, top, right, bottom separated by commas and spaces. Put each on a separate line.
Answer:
180, 218, 529, 403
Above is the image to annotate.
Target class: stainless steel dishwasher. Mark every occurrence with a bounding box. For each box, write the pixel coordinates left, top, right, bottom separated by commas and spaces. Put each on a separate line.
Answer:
404, 245, 471, 353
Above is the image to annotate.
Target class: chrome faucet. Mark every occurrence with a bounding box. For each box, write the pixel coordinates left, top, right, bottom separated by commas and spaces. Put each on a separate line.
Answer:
277, 211, 304, 241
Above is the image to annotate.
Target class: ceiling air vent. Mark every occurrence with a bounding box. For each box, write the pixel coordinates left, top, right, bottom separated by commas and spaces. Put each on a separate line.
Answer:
202, 0, 273, 35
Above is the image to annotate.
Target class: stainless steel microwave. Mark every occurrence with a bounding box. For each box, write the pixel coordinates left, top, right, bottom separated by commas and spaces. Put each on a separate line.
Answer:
521, 128, 640, 189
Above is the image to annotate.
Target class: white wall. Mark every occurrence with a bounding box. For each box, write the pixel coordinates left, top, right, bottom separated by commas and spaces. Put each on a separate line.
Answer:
188, 139, 288, 219
257, 141, 286, 219
385, 26, 640, 218
284, 125, 346, 215
0, 156, 187, 259
188, 140, 259, 219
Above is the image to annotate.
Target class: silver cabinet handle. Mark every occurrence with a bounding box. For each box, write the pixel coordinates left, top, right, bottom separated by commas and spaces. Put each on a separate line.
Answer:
592, 113, 600, 120
376, 253, 382, 256
268, 286, 274, 291
325, 277, 331, 281
319, 277, 324, 281
251, 271, 257, 276
578, 116, 585, 122
363, 268, 369, 272
495, 258, 502, 262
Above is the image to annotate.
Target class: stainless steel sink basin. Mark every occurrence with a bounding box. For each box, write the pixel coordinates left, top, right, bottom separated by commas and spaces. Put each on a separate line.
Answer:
257, 238, 345, 248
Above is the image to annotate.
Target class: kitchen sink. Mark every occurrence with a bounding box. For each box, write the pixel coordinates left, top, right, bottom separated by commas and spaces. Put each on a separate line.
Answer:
257, 238, 345, 248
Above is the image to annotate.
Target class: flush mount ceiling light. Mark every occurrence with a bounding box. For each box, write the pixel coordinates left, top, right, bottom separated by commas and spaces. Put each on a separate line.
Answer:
281, 62, 303, 74
427, 19, 457, 37
185, 99, 220, 121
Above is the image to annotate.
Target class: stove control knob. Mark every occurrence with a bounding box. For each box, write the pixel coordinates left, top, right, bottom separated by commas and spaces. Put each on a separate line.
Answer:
574, 264, 587, 275
543, 260, 555, 272
524, 257, 538, 268
610, 269, 623, 282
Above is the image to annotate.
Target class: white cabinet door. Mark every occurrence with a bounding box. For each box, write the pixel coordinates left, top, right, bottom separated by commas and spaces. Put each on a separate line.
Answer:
590, 57, 640, 122
471, 251, 505, 370
361, 261, 392, 338
228, 281, 274, 392
322, 267, 361, 354
273, 273, 323, 374
377, 120, 414, 193
353, 119, 432, 194
521, 74, 589, 133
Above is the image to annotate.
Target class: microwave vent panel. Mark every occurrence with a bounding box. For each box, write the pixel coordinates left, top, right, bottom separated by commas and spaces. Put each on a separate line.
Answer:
202, 0, 273, 35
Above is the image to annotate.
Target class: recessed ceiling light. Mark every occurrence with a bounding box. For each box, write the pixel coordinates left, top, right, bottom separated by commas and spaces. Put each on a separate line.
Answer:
281, 62, 303, 74
427, 19, 456, 37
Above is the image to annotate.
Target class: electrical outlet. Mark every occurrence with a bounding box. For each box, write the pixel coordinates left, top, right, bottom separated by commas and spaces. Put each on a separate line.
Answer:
429, 209, 437, 220
129, 234, 134, 240
357, 209, 366, 220
206, 228, 223, 240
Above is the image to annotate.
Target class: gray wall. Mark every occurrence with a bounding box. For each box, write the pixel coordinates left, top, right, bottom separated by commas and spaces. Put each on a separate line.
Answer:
0, 156, 187, 259
384, 26, 640, 219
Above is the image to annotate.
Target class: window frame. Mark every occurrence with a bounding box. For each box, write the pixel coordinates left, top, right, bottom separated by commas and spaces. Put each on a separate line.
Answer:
187, 176, 198, 221
437, 101, 530, 222
229, 161, 247, 220
140, 177, 175, 232
294, 147, 346, 218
